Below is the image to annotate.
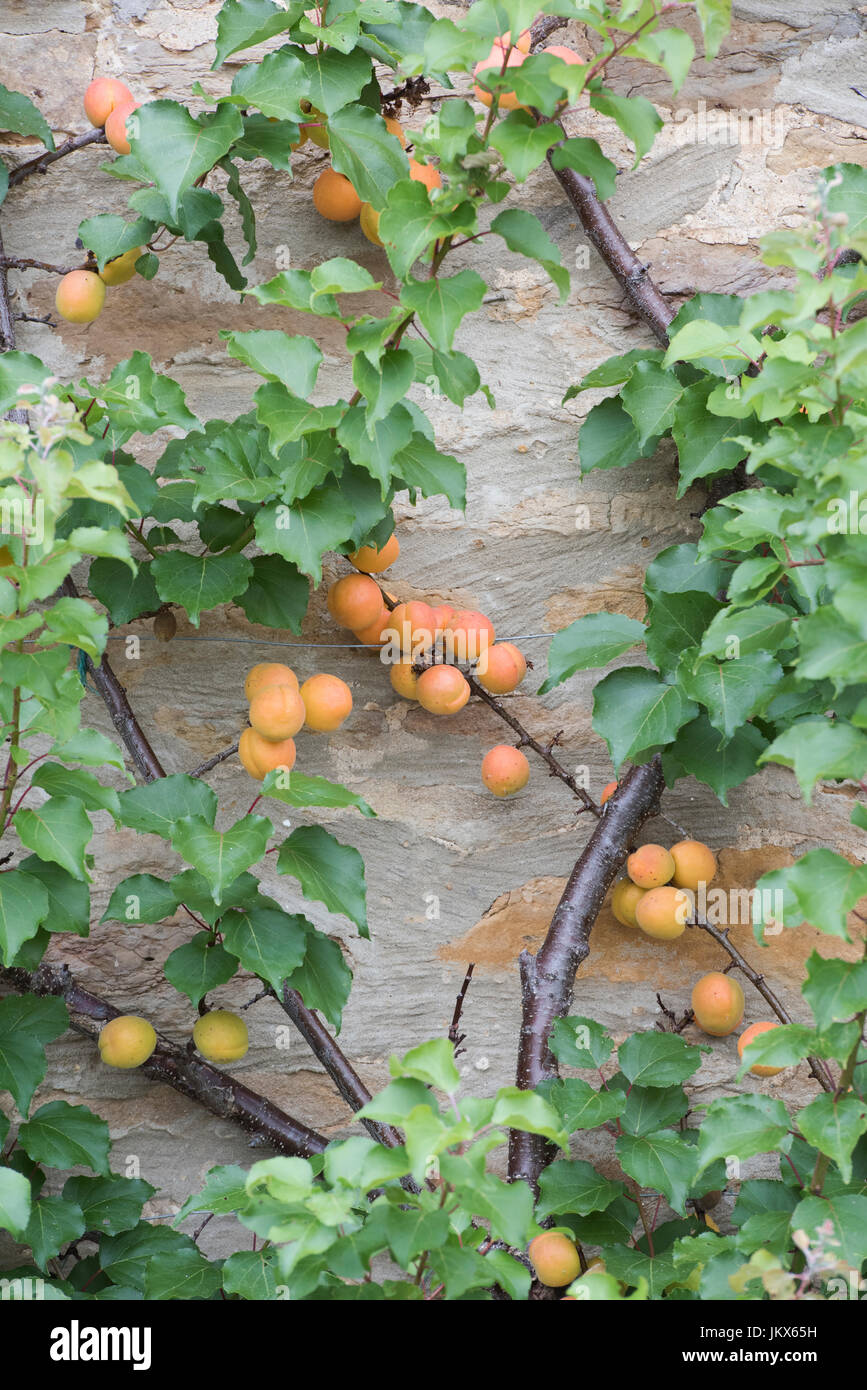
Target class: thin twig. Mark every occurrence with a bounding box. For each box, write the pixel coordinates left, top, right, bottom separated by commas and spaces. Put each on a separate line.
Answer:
8, 128, 108, 187
448, 964, 475, 1057
189, 742, 239, 778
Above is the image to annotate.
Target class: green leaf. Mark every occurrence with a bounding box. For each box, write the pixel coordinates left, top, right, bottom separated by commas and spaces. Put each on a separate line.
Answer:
379, 182, 476, 281
283, 924, 352, 1030
400, 271, 486, 352
798, 608, 867, 689
223, 330, 323, 396
695, 1095, 792, 1176
255, 382, 345, 455
327, 104, 409, 210
490, 1087, 568, 1149
593, 667, 696, 769
662, 714, 767, 806
15, 797, 92, 881
77, 215, 155, 272
797, 1094, 867, 1185
678, 651, 782, 740
62, 1174, 155, 1237
25, 1196, 85, 1270
755, 850, 867, 940
82, 352, 198, 441
51, 728, 126, 772
617, 1131, 696, 1215
390, 1038, 460, 1094
39, 596, 108, 659
30, 764, 120, 819
536, 1159, 624, 1220
621, 361, 686, 449
337, 404, 414, 496
222, 1249, 279, 1300
537, 1077, 626, 1132
693, 0, 732, 58
213, 0, 303, 66
19, 1102, 110, 1176
151, 550, 253, 628
550, 136, 617, 200
791, 1193, 867, 1269
490, 110, 561, 182
646, 591, 720, 677
580, 396, 645, 472
672, 379, 753, 494
759, 720, 867, 805
549, 1016, 613, 1069
101, 873, 179, 926
618, 1032, 703, 1088
144, 1245, 223, 1300
277, 826, 368, 938
88, 557, 160, 626
254, 488, 356, 586
164, 933, 238, 1007
0, 869, 49, 964
236, 553, 309, 631
803, 951, 867, 1030
117, 774, 217, 838
590, 90, 662, 163
299, 44, 372, 117
0, 350, 48, 414
699, 603, 792, 660
260, 769, 375, 817
619, 1081, 689, 1137
539, 612, 645, 694
17, 856, 89, 936
220, 903, 308, 993
230, 47, 308, 120
0, 83, 54, 149
0, 1168, 32, 1241
0, 994, 68, 1114
171, 814, 272, 908
490, 207, 568, 302
100, 1223, 197, 1292
128, 101, 244, 219
392, 434, 466, 511
353, 348, 414, 432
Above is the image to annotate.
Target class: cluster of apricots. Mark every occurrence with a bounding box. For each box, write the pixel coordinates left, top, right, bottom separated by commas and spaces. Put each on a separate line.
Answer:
53, 78, 145, 323
238, 661, 353, 782
604, 821, 784, 1074
323, 535, 531, 797
472, 30, 584, 111
306, 108, 441, 238
98, 1010, 249, 1068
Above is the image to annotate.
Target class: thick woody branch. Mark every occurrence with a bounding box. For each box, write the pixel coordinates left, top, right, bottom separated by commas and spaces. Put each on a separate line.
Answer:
0, 962, 327, 1157
508, 756, 665, 1190
8, 128, 107, 188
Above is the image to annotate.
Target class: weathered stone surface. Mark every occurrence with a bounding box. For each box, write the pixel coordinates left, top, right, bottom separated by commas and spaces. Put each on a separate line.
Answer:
0, 0, 864, 1261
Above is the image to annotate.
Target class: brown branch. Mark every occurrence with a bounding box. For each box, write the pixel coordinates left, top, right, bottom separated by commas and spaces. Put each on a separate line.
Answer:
8, 128, 108, 188
692, 915, 836, 1093
0, 257, 81, 275
448, 964, 475, 1056
508, 757, 665, 1190
529, 16, 569, 50
189, 742, 239, 778
0, 962, 327, 1157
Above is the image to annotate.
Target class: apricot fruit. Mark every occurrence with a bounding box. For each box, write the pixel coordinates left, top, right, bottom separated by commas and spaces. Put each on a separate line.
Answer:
626, 843, 675, 889
691, 972, 745, 1037
359, 203, 383, 246
493, 29, 532, 54
193, 1010, 249, 1064
610, 878, 646, 929
354, 607, 391, 645
670, 839, 718, 894
55, 270, 106, 324
313, 167, 362, 221
634, 885, 691, 940
481, 744, 530, 797
99, 246, 141, 285
390, 660, 421, 700
98, 1015, 157, 1069
431, 603, 456, 632
239, 727, 297, 781
475, 641, 526, 694
445, 609, 495, 662
600, 781, 617, 805
349, 534, 399, 573
416, 664, 471, 715
473, 49, 527, 110
84, 77, 133, 128
385, 600, 438, 653
244, 662, 300, 702
528, 1232, 581, 1288
301, 673, 353, 732
327, 572, 383, 630
384, 115, 408, 146
544, 44, 584, 65
738, 1021, 784, 1076
408, 157, 442, 192
105, 98, 140, 155
248, 683, 306, 741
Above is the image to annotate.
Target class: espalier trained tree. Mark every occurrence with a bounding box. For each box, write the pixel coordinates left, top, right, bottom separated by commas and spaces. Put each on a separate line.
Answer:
0, 0, 865, 1304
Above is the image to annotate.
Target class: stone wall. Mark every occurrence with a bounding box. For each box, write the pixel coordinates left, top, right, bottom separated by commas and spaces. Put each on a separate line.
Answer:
1, 0, 866, 1256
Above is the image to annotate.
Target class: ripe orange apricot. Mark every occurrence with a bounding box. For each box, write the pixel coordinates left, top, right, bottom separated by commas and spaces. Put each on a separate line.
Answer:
475, 641, 526, 694
626, 843, 676, 889
84, 77, 133, 128
313, 167, 362, 221
193, 1010, 249, 1064
327, 572, 383, 630
481, 744, 530, 797
635, 885, 691, 940
385, 600, 438, 653
600, 780, 617, 805
301, 673, 353, 732
445, 609, 495, 662
528, 1232, 581, 1288
244, 663, 300, 702
738, 1021, 784, 1076
390, 660, 421, 700
239, 727, 297, 781
360, 202, 383, 246
408, 157, 442, 192
349, 534, 399, 573
610, 878, 646, 929
431, 603, 456, 632
99, 246, 141, 285
105, 98, 139, 154
98, 1015, 157, 1069
670, 839, 718, 894
384, 115, 408, 146
55, 270, 106, 324
353, 607, 391, 645
492, 29, 532, 54
416, 664, 471, 715
691, 972, 745, 1037
248, 683, 306, 741
543, 44, 584, 65
473, 49, 528, 110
